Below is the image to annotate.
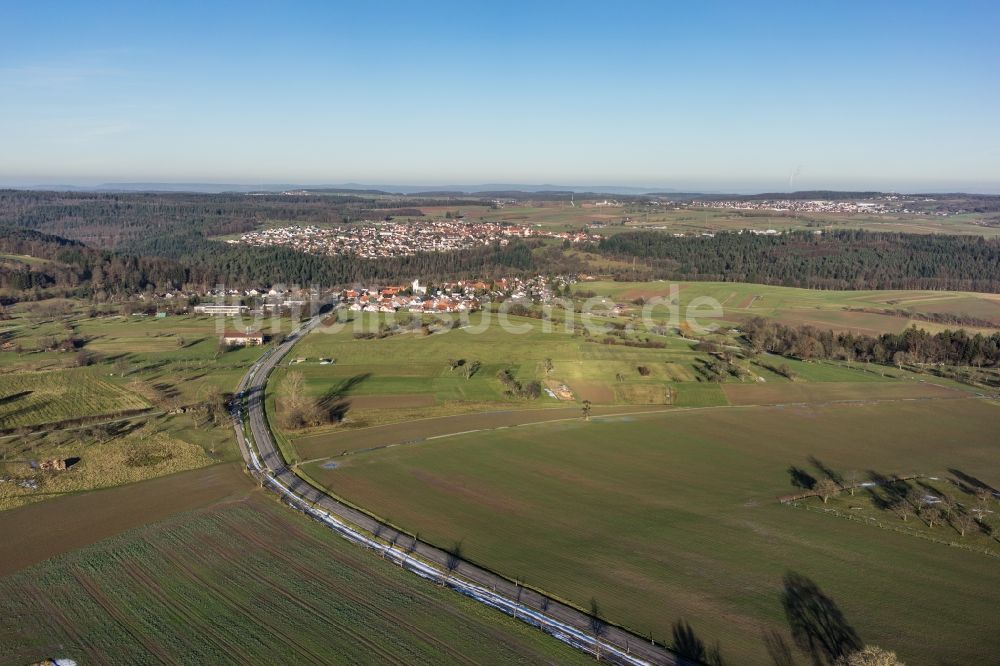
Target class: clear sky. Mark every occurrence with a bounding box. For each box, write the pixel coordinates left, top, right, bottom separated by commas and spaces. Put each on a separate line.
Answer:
2, 1, 998, 192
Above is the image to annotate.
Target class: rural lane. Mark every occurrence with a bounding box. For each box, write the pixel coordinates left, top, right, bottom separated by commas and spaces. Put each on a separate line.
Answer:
231, 314, 682, 666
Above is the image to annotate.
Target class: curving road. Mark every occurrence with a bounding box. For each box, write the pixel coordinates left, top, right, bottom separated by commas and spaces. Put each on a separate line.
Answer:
232, 314, 681, 666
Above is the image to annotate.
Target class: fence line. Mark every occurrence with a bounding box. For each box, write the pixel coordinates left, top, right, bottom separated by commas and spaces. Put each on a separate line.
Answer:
784, 500, 1000, 559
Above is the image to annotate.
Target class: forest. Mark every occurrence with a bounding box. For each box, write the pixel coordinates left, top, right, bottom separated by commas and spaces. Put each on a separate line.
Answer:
598, 230, 1000, 292
742, 316, 1000, 368
0, 189, 477, 247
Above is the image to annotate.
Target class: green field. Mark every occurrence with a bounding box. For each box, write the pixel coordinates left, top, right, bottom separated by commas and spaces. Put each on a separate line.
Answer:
273, 299, 992, 460
0, 368, 150, 430
270, 308, 760, 454
431, 202, 1000, 238
0, 414, 230, 511
583, 281, 1000, 333
303, 398, 1000, 665
0, 495, 589, 665
0, 310, 299, 510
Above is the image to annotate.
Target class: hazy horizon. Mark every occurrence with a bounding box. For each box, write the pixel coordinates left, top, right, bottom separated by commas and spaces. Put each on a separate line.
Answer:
3, 178, 1000, 196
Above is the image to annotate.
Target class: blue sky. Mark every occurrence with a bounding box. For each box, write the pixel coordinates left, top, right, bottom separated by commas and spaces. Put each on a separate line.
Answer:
1, 1, 998, 192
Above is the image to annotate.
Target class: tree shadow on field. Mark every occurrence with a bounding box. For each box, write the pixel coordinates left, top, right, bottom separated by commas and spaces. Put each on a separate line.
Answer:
781, 571, 861, 665
762, 629, 796, 666
864, 470, 910, 511
0, 390, 33, 407
788, 466, 817, 490
445, 540, 463, 578
808, 456, 842, 486
671, 619, 726, 665
948, 468, 997, 495
317, 373, 371, 423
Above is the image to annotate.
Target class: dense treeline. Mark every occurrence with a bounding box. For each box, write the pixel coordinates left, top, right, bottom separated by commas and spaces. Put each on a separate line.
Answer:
743, 317, 1000, 368
598, 230, 1000, 292
0, 228, 185, 298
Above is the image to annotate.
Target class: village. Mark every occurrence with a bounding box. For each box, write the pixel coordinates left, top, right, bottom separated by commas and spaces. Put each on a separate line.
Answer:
227, 220, 597, 259
125, 274, 577, 347
681, 198, 897, 214
337, 275, 570, 314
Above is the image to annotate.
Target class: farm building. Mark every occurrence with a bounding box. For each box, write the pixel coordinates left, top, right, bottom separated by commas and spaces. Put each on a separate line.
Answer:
194, 304, 249, 316
221, 330, 264, 346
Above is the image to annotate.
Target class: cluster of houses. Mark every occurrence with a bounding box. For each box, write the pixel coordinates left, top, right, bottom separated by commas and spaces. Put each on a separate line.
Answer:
131, 275, 580, 344
227, 221, 598, 259
339, 275, 573, 313
683, 199, 896, 214
342, 280, 479, 314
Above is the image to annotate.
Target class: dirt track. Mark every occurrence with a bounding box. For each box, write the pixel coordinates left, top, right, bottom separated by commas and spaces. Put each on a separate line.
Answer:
293, 404, 669, 460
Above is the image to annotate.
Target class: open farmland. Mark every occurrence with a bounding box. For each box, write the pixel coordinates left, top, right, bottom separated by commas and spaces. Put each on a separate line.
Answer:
0, 310, 298, 509
585, 281, 1000, 333
0, 414, 224, 511
0, 496, 589, 666
269, 310, 701, 439
273, 302, 986, 462
0, 369, 149, 430
0, 463, 250, 576
416, 202, 1000, 238
304, 398, 1000, 665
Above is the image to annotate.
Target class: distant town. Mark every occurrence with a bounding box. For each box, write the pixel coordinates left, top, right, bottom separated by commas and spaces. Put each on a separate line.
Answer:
678, 195, 956, 216
228, 220, 598, 259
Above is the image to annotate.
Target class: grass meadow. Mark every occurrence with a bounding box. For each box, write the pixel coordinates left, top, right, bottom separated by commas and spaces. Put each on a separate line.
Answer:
417, 202, 1000, 238
272, 303, 986, 461
304, 398, 1000, 665
586, 281, 1000, 333
0, 310, 296, 510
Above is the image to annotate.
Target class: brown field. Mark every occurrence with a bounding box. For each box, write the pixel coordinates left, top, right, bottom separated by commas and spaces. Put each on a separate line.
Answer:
903, 295, 1000, 323
0, 495, 589, 665
615, 383, 671, 404
0, 463, 249, 576
618, 283, 688, 301
569, 380, 616, 404
722, 380, 963, 406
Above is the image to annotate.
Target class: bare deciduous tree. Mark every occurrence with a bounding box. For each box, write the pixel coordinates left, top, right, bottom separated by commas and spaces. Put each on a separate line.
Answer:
921, 506, 942, 528
953, 512, 976, 537
815, 478, 840, 504
894, 501, 914, 523
843, 470, 860, 496
834, 645, 904, 665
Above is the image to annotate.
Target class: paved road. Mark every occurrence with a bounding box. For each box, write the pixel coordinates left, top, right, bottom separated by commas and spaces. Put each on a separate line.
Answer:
232, 314, 682, 666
